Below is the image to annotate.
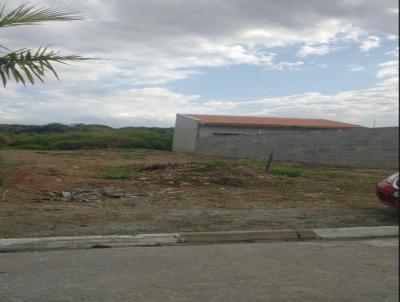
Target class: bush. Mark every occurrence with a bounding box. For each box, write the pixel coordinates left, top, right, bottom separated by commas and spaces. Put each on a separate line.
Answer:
270, 166, 303, 177
1, 124, 173, 151
0, 133, 10, 146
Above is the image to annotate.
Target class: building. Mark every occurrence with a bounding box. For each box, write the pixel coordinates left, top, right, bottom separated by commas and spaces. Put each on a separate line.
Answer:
172, 113, 362, 153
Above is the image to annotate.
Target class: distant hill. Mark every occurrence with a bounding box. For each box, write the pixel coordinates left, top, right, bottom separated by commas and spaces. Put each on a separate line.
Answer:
0, 123, 174, 151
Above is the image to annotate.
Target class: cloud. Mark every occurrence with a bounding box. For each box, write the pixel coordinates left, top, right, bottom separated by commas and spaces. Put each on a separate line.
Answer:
0, 0, 398, 127
347, 63, 365, 72
271, 61, 304, 71
0, 85, 201, 126
1, 58, 397, 128
297, 45, 333, 57
376, 60, 399, 79
359, 35, 381, 52
1, 0, 397, 83
387, 34, 399, 40
385, 46, 399, 57
197, 61, 398, 127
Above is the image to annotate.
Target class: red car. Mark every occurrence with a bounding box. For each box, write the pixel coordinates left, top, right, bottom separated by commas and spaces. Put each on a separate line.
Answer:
377, 172, 399, 208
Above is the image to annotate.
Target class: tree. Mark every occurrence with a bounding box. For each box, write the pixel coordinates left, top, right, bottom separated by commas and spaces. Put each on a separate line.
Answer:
0, 3, 88, 87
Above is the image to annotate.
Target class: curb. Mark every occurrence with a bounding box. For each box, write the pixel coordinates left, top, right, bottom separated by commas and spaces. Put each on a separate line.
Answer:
0, 226, 397, 252
0, 234, 179, 252
313, 226, 398, 239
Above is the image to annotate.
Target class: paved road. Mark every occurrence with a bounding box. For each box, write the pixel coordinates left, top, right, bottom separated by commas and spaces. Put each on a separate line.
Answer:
0, 238, 398, 302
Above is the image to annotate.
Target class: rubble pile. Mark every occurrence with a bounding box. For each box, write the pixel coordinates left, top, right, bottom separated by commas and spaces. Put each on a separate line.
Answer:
45, 188, 151, 202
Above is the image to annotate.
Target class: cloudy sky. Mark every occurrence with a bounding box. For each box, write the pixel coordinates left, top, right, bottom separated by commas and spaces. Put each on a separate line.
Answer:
0, 0, 398, 127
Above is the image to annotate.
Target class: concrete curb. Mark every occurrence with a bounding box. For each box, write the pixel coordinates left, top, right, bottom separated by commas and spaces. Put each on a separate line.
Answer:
313, 226, 398, 239
0, 226, 397, 252
178, 230, 300, 243
0, 234, 179, 252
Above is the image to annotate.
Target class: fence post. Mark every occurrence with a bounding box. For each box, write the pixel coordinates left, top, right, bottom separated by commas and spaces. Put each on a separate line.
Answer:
265, 151, 274, 172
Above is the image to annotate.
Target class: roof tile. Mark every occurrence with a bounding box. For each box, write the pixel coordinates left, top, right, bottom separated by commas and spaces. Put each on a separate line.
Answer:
185, 114, 362, 128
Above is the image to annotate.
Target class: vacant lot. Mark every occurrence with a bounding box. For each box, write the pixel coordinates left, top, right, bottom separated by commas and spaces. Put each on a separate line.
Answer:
0, 149, 397, 238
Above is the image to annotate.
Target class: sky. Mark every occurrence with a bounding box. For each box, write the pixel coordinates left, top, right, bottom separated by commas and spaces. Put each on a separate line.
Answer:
0, 0, 398, 127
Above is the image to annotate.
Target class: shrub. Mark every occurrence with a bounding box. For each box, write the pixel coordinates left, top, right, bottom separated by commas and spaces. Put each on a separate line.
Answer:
0, 133, 10, 146
3, 125, 173, 151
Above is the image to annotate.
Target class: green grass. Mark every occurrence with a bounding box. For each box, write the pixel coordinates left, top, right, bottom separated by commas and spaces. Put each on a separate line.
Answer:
269, 166, 303, 177
102, 166, 137, 180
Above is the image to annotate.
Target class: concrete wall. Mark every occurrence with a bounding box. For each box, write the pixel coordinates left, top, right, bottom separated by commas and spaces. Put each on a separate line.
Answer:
198, 125, 318, 137
195, 127, 399, 168
199, 125, 263, 137
172, 114, 199, 153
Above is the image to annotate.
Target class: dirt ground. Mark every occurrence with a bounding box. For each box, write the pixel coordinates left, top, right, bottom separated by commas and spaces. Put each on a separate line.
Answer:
0, 149, 397, 238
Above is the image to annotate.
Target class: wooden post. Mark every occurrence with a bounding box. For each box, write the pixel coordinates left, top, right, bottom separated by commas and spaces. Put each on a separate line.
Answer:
265, 151, 274, 172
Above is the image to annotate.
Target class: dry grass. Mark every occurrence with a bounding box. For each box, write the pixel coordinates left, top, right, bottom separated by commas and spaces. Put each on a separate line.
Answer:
0, 149, 397, 238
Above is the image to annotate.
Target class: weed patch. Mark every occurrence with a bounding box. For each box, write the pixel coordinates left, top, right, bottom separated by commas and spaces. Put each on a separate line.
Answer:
270, 166, 303, 177
102, 166, 137, 180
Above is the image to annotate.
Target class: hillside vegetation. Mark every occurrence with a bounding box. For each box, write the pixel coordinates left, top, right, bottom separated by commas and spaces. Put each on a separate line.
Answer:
0, 123, 173, 150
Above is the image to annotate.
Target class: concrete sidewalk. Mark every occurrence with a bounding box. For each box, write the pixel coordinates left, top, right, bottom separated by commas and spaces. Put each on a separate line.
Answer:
0, 226, 397, 252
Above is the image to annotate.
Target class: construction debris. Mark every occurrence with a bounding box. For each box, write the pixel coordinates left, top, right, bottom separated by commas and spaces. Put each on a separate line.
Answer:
44, 188, 152, 202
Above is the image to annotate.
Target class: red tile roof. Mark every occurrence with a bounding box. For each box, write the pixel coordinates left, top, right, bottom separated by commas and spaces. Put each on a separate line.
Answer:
184, 114, 362, 128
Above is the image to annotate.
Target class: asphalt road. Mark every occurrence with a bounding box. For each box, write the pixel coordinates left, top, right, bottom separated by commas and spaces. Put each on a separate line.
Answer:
0, 238, 398, 302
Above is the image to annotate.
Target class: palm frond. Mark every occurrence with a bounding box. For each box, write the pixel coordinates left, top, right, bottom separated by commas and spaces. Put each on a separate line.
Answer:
0, 3, 81, 28
0, 47, 90, 87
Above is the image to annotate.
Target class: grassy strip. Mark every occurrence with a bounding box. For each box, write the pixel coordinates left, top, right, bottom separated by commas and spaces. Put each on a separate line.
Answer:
270, 166, 303, 177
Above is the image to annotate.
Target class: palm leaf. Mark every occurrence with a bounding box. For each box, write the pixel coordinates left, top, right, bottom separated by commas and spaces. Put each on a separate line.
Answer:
0, 47, 90, 87
0, 3, 82, 28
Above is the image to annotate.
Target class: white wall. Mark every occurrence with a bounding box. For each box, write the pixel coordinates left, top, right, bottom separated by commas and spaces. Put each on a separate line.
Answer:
172, 114, 199, 152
